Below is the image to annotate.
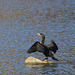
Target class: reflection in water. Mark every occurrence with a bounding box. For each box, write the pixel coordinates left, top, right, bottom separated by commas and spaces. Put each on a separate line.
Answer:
39, 63, 58, 74
25, 63, 58, 75
0, 0, 75, 75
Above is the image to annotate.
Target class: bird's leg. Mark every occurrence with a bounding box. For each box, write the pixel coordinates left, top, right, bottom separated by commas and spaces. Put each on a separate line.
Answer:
45, 57, 48, 60
45, 57, 48, 62
43, 57, 48, 61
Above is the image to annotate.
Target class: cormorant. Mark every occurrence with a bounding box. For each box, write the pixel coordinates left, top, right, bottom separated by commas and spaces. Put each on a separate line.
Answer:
27, 33, 58, 61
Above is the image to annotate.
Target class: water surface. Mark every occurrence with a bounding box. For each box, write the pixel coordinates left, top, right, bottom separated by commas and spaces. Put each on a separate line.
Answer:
0, 0, 75, 75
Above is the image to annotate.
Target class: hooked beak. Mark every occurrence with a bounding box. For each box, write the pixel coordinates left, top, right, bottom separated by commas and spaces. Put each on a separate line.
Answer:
37, 33, 41, 36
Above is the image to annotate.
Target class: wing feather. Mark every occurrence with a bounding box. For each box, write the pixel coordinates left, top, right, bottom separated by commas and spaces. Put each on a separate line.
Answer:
27, 41, 45, 53
27, 42, 38, 53
48, 40, 58, 54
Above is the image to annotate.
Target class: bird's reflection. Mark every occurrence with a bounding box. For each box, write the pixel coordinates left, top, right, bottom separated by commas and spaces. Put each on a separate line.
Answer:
25, 62, 58, 74
40, 63, 58, 74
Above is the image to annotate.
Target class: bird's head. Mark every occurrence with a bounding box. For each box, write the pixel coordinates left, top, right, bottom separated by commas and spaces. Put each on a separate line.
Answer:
37, 33, 45, 44
37, 33, 45, 38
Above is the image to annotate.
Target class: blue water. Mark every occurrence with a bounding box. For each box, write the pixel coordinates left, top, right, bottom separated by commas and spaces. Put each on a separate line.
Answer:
0, 0, 75, 75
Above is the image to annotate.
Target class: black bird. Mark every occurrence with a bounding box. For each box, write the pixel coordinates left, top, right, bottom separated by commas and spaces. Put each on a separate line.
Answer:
27, 33, 58, 61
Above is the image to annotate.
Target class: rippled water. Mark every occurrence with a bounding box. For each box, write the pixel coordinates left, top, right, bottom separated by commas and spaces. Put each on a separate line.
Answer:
0, 0, 75, 75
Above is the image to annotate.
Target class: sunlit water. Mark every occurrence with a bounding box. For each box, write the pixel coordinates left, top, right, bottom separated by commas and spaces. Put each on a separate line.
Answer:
0, 0, 75, 75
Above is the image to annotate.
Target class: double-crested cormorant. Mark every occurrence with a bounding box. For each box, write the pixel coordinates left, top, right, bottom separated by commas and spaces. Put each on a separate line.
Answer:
27, 33, 58, 61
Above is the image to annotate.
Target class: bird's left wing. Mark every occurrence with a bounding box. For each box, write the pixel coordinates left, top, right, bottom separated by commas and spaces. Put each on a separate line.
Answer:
48, 40, 58, 54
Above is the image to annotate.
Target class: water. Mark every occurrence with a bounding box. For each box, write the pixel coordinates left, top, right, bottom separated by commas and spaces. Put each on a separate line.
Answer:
0, 0, 75, 75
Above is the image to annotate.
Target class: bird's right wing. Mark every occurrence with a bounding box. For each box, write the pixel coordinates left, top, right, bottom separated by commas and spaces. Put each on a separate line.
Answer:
27, 41, 45, 53
27, 42, 38, 53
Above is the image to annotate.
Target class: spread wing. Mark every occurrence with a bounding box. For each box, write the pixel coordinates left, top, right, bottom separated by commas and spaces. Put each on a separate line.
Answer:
48, 40, 58, 54
27, 41, 45, 53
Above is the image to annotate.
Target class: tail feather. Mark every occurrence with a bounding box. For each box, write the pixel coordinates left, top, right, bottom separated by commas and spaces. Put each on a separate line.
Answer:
52, 56, 59, 61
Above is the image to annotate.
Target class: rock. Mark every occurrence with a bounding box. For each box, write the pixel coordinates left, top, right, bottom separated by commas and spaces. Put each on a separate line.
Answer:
25, 56, 53, 64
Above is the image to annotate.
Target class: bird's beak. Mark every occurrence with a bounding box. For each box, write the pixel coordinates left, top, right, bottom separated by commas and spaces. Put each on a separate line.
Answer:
37, 33, 41, 36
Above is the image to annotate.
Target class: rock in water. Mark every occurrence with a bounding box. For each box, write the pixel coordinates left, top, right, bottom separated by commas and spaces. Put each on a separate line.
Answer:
25, 56, 53, 64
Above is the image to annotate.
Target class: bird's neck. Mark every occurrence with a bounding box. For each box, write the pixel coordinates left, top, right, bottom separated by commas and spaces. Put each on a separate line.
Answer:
40, 36, 45, 44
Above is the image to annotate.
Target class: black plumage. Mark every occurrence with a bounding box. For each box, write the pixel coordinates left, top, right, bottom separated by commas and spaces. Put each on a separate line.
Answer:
48, 40, 58, 54
27, 33, 58, 61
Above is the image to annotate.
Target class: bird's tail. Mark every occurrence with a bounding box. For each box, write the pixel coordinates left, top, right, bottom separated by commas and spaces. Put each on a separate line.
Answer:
49, 51, 59, 61
52, 56, 59, 61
